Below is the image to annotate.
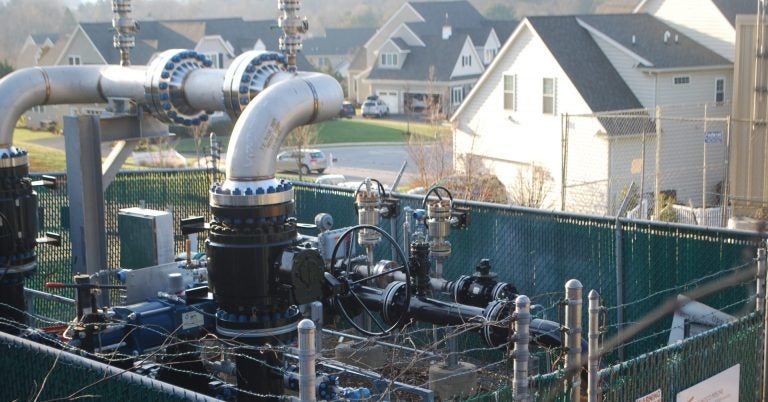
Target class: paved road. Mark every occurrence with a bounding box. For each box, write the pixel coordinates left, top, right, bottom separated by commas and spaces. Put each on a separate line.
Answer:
27, 135, 433, 188
320, 144, 418, 187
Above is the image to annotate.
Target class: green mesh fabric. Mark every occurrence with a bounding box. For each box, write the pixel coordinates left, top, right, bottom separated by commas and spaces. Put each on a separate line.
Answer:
16, 170, 763, 400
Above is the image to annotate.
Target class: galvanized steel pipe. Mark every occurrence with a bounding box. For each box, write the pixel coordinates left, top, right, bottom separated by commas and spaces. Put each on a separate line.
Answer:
298, 319, 317, 402
512, 294, 531, 402
587, 290, 600, 402
564, 279, 583, 402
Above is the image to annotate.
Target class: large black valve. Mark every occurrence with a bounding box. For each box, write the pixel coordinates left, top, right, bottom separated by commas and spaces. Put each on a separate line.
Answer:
329, 224, 410, 336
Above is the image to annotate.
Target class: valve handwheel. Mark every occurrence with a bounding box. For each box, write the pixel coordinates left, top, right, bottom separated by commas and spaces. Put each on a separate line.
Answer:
330, 224, 411, 336
420, 185, 454, 210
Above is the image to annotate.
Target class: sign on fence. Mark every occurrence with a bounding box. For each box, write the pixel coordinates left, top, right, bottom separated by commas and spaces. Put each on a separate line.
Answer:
704, 130, 723, 143
636, 389, 662, 402
676, 364, 739, 402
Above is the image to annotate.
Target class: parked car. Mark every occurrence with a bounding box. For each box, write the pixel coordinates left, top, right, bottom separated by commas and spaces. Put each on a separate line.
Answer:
315, 174, 346, 186
276, 149, 328, 175
339, 101, 356, 118
362, 98, 389, 118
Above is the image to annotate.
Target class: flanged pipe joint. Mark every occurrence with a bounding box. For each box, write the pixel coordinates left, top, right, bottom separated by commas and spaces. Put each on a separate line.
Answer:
223, 51, 288, 120
144, 49, 214, 126
0, 146, 37, 334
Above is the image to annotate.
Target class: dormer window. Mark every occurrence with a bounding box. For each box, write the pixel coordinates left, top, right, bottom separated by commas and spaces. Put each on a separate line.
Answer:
380, 53, 398, 67
461, 55, 472, 67
484, 48, 497, 64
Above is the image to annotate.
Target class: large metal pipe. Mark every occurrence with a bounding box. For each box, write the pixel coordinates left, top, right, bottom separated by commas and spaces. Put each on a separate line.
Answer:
0, 65, 147, 145
184, 69, 227, 112
223, 71, 343, 186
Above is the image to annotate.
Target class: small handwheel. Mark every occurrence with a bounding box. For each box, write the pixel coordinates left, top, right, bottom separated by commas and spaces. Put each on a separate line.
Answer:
420, 185, 454, 209
330, 224, 411, 336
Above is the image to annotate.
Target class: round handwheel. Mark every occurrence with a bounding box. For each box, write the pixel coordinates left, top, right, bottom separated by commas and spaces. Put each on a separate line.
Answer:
420, 185, 454, 209
330, 224, 411, 336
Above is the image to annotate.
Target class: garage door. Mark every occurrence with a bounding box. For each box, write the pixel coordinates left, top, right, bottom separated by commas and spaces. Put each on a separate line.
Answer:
377, 91, 399, 114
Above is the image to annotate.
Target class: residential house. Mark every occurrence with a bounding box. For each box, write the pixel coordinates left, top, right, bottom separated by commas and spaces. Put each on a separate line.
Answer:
452, 13, 732, 215
347, 0, 516, 114
635, 0, 755, 61
15, 33, 66, 69
303, 27, 374, 77
25, 17, 313, 127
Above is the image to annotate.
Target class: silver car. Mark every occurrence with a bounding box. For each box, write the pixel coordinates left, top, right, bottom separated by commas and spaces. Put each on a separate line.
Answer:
275, 149, 328, 175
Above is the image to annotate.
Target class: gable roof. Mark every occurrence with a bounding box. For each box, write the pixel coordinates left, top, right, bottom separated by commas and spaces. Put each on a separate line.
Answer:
367, 32, 477, 82
528, 15, 642, 112
74, 18, 313, 70
577, 13, 731, 69
31, 33, 60, 45
303, 27, 375, 56
81, 21, 194, 65
712, 0, 756, 27
409, 1, 486, 29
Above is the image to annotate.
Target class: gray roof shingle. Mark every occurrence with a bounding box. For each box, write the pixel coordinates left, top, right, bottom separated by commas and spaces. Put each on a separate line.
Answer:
303, 27, 375, 56
79, 18, 313, 70
31, 33, 60, 45
410, 1, 486, 28
528, 15, 643, 112
712, 0, 756, 27
577, 13, 731, 69
368, 33, 477, 82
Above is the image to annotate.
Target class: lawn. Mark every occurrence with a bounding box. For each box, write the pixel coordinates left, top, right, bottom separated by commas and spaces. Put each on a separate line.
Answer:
173, 117, 450, 153
13, 127, 145, 173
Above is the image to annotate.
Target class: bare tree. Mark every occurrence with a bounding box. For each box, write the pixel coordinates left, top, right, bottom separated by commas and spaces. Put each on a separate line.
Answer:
510, 163, 553, 208
189, 121, 210, 168
283, 124, 319, 181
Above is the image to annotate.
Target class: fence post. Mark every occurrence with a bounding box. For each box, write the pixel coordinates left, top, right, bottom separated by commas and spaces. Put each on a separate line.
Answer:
298, 319, 317, 402
565, 279, 583, 402
512, 295, 531, 401
587, 290, 600, 402
654, 105, 662, 219
759, 247, 767, 402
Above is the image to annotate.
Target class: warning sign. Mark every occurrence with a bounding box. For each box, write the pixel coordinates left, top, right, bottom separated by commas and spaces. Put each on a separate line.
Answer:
676, 364, 739, 402
637, 389, 661, 402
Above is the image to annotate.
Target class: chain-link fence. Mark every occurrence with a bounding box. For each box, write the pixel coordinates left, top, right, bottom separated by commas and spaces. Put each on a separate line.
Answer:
563, 102, 731, 224
10, 169, 764, 400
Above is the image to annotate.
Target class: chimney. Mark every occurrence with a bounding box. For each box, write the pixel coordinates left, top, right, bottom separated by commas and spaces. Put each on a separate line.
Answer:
442, 12, 452, 40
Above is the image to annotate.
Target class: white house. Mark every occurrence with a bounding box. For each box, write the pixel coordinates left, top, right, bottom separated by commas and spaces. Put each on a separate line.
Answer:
635, 0, 756, 61
347, 0, 516, 115
452, 13, 732, 215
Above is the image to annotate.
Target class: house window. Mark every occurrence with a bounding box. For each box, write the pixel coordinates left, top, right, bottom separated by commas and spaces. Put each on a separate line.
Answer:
461, 55, 472, 67
503, 74, 516, 111
451, 87, 464, 106
31, 105, 45, 113
673, 76, 690, 85
543, 77, 556, 115
484, 48, 498, 64
203, 53, 224, 68
68, 55, 81, 65
715, 78, 725, 103
380, 53, 398, 67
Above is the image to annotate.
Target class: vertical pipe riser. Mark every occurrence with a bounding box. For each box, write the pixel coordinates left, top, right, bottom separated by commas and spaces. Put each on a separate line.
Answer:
759, 247, 767, 402
298, 319, 317, 402
564, 279, 583, 402
512, 295, 531, 402
587, 290, 600, 402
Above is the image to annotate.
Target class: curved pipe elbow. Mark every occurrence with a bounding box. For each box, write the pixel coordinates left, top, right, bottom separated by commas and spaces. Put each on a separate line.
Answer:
223, 72, 343, 185
0, 65, 146, 146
